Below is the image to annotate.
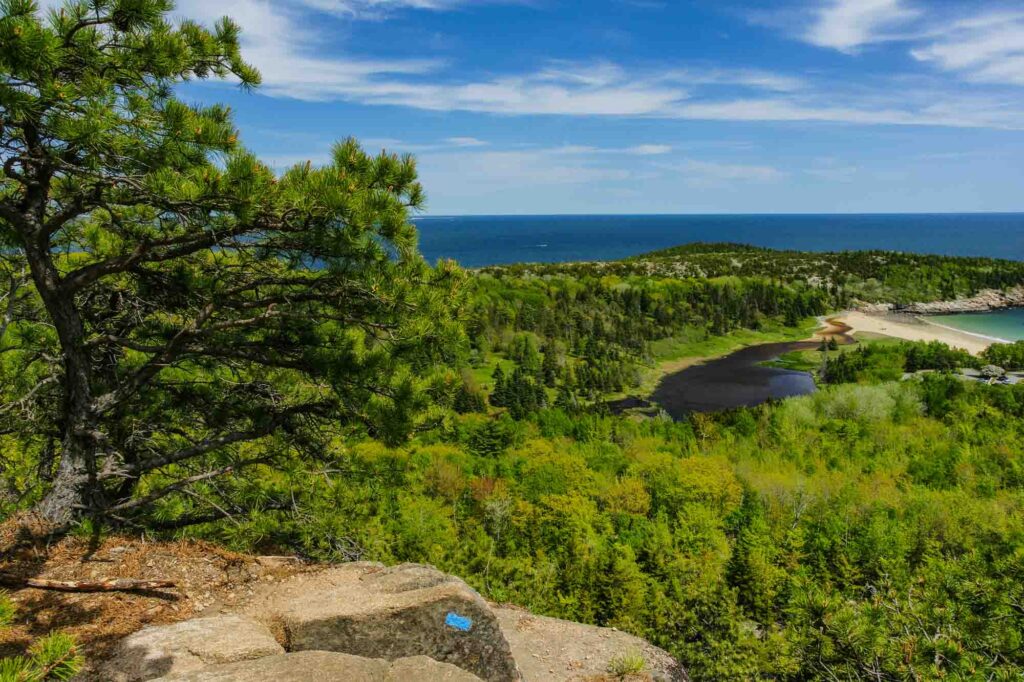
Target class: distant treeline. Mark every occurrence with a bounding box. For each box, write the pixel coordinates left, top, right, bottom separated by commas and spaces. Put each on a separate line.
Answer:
480, 242, 1024, 306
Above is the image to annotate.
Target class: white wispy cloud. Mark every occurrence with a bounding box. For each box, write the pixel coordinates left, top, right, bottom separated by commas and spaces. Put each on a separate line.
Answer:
656, 159, 784, 186
262, 140, 675, 170
665, 97, 1012, 128
804, 158, 860, 182
293, 0, 524, 20
258, 140, 690, 204
239, 48, 1024, 128
626, 144, 673, 155
175, 0, 444, 101
197, 0, 1021, 129
444, 137, 490, 147
346, 67, 687, 116
414, 144, 784, 208
804, 0, 920, 52
522, 142, 675, 156
910, 10, 1024, 86
783, 1, 1024, 88
418, 150, 632, 190
660, 68, 806, 93
36, 0, 1024, 129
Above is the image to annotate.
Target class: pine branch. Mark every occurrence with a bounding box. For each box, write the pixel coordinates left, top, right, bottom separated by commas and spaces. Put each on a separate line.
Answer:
127, 402, 329, 476
104, 456, 274, 512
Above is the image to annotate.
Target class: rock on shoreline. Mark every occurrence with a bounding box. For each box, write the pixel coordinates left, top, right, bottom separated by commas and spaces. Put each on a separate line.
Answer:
858, 287, 1024, 315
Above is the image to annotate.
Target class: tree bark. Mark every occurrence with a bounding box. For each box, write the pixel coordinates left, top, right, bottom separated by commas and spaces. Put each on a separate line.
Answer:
5, 124, 99, 525
21, 228, 98, 525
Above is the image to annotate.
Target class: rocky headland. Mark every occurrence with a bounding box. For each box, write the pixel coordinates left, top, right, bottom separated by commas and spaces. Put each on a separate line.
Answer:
857, 286, 1024, 314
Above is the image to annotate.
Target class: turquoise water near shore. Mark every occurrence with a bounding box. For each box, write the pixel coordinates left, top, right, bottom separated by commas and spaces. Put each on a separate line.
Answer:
930, 308, 1024, 342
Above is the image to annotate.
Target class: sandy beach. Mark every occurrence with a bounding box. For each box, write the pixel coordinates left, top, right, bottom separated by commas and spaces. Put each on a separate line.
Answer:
835, 311, 1000, 355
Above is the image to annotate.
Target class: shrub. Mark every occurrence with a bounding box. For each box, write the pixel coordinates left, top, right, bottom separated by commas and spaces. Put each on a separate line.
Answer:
0, 593, 82, 681
607, 649, 647, 677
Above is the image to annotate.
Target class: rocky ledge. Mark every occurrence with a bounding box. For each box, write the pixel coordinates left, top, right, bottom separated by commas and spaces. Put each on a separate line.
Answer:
96, 562, 686, 682
858, 287, 1024, 315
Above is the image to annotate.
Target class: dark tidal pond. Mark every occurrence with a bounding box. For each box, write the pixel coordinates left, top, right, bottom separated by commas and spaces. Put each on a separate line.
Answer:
649, 341, 819, 417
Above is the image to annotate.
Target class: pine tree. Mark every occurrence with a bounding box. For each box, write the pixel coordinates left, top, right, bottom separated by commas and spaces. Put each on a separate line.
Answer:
490, 366, 508, 407
0, 0, 464, 526
453, 371, 487, 414
541, 341, 559, 387
555, 385, 579, 412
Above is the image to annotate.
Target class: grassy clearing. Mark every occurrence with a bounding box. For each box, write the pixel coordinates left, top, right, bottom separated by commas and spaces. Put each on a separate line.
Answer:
468, 354, 515, 392
764, 333, 907, 377
767, 349, 822, 373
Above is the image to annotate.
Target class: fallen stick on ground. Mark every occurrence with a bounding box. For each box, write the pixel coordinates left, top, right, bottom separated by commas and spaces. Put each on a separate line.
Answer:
0, 576, 176, 592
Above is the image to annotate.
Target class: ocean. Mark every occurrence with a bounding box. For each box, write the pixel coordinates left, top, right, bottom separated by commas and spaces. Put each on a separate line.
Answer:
414, 213, 1024, 268
930, 308, 1024, 343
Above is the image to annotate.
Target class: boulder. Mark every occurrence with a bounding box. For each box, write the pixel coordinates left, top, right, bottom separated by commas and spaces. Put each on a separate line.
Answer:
243, 562, 520, 682
495, 607, 687, 682
95, 562, 688, 681
97, 615, 284, 682
981, 364, 1006, 378
389, 655, 486, 681
149, 650, 482, 681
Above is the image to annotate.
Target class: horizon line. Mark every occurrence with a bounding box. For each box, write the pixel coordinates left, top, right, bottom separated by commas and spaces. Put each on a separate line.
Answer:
417, 210, 1024, 219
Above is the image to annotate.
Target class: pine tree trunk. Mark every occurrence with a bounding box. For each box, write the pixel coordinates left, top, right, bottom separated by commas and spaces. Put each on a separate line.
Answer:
22, 233, 97, 526
34, 447, 91, 525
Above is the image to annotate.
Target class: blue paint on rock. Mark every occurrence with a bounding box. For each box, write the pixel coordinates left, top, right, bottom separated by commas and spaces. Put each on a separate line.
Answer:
445, 612, 473, 632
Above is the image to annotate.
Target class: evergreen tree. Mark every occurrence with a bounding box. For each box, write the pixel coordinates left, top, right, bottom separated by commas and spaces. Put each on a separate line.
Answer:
0, 0, 463, 526
601, 544, 647, 631
490, 366, 508, 407
541, 341, 560, 387
453, 372, 487, 414
555, 385, 579, 412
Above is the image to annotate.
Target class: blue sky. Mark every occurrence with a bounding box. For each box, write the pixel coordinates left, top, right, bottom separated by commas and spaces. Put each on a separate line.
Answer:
152, 1, 1024, 213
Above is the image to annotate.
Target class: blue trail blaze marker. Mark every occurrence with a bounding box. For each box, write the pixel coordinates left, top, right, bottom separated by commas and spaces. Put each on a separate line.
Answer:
445, 612, 473, 632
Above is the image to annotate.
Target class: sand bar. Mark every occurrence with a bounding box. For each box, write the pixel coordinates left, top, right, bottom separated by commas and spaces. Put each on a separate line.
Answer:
835, 311, 1000, 355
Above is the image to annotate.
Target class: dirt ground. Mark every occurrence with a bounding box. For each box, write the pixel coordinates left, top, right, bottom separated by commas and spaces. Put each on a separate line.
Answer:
0, 515, 310, 676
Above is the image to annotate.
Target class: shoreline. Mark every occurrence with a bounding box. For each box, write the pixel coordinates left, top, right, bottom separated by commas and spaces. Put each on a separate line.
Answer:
917, 318, 1010, 345
835, 310, 1004, 355
812, 316, 855, 344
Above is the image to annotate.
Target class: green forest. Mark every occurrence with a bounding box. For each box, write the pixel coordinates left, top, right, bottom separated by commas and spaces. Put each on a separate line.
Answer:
4, 1, 1024, 679
485, 242, 1024, 306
